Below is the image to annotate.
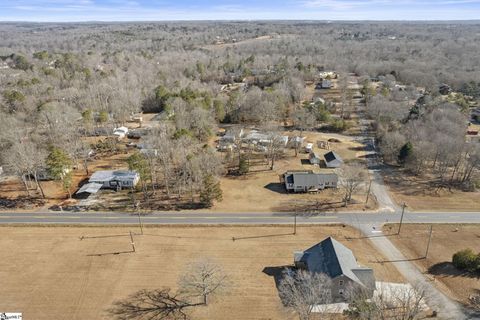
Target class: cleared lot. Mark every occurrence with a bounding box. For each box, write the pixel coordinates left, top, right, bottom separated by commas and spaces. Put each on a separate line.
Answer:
384, 223, 480, 308
0, 225, 402, 320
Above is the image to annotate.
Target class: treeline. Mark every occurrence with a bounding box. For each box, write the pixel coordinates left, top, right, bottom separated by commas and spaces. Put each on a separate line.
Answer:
365, 79, 480, 190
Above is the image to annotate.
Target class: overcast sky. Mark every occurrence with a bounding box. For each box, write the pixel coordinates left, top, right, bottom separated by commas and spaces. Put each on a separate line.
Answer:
1, 0, 480, 22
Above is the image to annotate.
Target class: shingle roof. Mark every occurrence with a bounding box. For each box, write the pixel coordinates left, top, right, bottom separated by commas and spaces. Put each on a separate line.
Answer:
299, 237, 372, 287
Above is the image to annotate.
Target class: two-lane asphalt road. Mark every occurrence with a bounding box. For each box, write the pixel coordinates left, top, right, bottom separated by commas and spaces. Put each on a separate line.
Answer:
0, 210, 478, 225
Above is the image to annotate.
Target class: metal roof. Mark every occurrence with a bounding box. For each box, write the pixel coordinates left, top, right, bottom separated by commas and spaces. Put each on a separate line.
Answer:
76, 182, 103, 194
324, 151, 343, 164
89, 170, 138, 183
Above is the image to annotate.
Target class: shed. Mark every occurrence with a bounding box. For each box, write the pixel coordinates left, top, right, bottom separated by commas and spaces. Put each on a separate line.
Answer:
309, 152, 321, 165
324, 151, 343, 168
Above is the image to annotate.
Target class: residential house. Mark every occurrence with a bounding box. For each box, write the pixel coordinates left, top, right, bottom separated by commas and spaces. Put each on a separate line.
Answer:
324, 151, 343, 168
113, 126, 129, 139
88, 170, 140, 190
321, 79, 332, 89
288, 136, 305, 149
283, 170, 338, 192
294, 237, 375, 302
243, 130, 288, 147
309, 152, 321, 165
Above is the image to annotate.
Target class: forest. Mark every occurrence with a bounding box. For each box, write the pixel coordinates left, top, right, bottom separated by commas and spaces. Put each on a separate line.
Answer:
0, 21, 479, 208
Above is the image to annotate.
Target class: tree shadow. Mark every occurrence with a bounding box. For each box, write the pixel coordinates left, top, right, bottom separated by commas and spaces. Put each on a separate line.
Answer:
428, 262, 480, 279
264, 182, 287, 194
262, 265, 291, 302
271, 200, 344, 213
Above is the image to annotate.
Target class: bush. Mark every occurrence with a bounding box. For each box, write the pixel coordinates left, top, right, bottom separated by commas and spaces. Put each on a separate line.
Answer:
452, 249, 480, 272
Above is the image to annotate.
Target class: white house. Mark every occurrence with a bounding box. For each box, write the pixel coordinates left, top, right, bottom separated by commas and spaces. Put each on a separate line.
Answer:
89, 170, 140, 190
113, 126, 129, 139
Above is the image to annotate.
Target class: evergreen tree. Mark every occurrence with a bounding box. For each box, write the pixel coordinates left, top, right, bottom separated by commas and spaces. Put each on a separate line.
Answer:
200, 174, 222, 208
238, 156, 249, 175
46, 146, 73, 198
127, 152, 150, 199
398, 142, 413, 164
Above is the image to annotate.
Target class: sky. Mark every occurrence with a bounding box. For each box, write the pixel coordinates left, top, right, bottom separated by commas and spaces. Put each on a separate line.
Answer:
1, 0, 480, 22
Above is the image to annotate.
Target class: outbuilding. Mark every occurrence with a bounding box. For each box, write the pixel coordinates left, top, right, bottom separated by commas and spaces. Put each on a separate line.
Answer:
324, 151, 343, 168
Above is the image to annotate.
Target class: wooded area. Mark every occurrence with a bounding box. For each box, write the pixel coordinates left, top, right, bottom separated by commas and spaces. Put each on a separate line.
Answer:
0, 21, 478, 208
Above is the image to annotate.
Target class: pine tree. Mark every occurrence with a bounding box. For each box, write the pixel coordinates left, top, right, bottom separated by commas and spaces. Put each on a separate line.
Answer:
238, 156, 249, 175
127, 152, 150, 199
200, 174, 222, 208
398, 142, 413, 164
46, 146, 72, 198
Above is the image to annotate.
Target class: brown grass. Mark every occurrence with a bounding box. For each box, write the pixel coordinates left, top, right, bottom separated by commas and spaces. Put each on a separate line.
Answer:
383, 168, 480, 212
0, 225, 403, 320
383, 223, 480, 307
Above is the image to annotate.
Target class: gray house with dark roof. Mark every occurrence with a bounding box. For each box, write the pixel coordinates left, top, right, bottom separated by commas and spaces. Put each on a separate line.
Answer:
283, 171, 338, 192
324, 151, 343, 168
294, 237, 375, 302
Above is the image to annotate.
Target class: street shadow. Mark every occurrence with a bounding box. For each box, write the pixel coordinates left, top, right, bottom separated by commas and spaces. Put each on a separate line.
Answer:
344, 232, 399, 240
80, 233, 130, 240
373, 257, 425, 264
232, 233, 294, 241
140, 233, 227, 241
429, 262, 480, 279
87, 250, 134, 257
264, 183, 287, 194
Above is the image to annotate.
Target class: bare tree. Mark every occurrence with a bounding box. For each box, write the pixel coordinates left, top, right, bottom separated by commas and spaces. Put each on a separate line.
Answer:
339, 164, 367, 206
278, 269, 333, 320
346, 282, 427, 320
178, 258, 228, 305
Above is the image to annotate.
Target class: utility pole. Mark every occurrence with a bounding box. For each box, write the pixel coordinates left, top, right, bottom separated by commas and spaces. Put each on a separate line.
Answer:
129, 231, 136, 253
425, 225, 433, 259
398, 202, 406, 235
365, 179, 372, 204
137, 208, 143, 235
293, 203, 297, 235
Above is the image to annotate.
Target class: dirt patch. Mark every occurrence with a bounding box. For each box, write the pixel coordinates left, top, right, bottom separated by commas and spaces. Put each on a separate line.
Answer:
0, 225, 402, 320
383, 223, 480, 307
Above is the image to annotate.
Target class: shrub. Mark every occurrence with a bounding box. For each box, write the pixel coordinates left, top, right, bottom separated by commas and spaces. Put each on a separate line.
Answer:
452, 249, 479, 272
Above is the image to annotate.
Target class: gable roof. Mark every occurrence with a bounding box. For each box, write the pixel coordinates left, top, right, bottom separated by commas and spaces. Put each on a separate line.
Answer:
89, 170, 138, 183
298, 237, 372, 287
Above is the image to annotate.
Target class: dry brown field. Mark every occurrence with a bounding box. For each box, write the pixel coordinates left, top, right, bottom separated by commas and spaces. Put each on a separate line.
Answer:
383, 223, 480, 307
0, 225, 402, 320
